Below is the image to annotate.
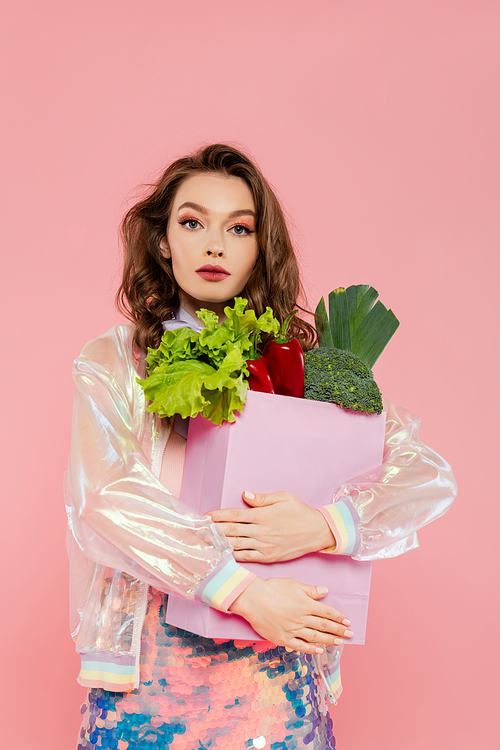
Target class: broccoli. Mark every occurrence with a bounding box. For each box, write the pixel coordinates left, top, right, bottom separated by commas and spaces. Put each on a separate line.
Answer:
304, 347, 383, 415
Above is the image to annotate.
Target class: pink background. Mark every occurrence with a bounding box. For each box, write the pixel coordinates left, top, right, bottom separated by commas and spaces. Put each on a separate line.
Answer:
1, 1, 498, 747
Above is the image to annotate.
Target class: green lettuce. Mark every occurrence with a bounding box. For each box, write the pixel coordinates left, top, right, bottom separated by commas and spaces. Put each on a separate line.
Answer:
137, 298, 279, 425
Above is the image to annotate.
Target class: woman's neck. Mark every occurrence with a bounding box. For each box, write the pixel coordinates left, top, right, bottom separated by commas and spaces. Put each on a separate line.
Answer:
178, 292, 230, 324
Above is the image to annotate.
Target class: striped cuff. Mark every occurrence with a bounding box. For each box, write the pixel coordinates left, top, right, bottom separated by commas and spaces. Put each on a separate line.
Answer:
316, 648, 343, 704
194, 556, 257, 613
78, 652, 136, 692
324, 660, 343, 703
318, 499, 361, 556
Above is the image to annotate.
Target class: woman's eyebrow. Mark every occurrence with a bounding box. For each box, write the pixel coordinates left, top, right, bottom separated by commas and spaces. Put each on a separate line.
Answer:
177, 201, 256, 218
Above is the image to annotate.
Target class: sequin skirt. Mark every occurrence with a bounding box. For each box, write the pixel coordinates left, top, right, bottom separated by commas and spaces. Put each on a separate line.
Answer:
77, 588, 336, 750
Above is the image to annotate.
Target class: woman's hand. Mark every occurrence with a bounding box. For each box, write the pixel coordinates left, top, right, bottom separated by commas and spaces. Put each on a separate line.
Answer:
206, 491, 336, 562
228, 577, 353, 654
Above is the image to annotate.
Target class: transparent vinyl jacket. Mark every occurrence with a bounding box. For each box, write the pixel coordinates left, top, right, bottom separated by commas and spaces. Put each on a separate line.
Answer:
65, 325, 457, 669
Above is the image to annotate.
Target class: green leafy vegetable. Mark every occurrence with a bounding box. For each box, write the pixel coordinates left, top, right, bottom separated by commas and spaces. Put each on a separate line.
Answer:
315, 297, 334, 348
137, 298, 280, 425
328, 287, 351, 351
315, 284, 399, 369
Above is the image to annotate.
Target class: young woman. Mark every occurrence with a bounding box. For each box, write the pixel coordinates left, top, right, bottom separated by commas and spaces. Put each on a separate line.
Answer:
66, 144, 456, 750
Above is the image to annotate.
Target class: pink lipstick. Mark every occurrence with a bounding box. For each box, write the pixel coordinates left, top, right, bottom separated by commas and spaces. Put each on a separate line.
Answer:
195, 264, 231, 281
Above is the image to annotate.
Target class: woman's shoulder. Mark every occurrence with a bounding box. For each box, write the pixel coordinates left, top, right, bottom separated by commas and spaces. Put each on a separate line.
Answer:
74, 323, 140, 379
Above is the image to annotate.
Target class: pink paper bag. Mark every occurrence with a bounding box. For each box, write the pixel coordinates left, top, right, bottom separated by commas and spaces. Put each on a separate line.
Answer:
166, 390, 386, 644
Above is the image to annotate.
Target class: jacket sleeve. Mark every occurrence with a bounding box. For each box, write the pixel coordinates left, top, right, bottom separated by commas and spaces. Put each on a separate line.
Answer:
318, 397, 457, 560
64, 326, 255, 611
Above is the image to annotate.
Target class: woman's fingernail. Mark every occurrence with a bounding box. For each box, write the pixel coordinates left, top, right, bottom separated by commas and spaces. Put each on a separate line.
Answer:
343, 629, 354, 637
334, 638, 344, 645
342, 618, 351, 626
317, 587, 328, 595
315, 647, 324, 654
244, 491, 255, 500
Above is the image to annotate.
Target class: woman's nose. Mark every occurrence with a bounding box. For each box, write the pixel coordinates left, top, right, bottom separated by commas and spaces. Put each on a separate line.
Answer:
204, 237, 226, 258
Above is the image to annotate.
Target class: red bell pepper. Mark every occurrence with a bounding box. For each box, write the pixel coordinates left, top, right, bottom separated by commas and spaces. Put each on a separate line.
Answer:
246, 332, 275, 393
263, 310, 305, 398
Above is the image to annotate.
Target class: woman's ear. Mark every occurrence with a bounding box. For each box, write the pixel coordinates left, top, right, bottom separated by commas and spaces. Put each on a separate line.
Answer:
159, 235, 171, 259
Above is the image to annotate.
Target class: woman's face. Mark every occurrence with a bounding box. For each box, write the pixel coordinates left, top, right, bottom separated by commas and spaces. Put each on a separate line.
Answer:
161, 173, 259, 321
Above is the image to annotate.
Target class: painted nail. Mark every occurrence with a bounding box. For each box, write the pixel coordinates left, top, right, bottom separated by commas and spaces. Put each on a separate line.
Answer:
334, 638, 344, 645
317, 586, 328, 595
315, 647, 324, 654
342, 618, 351, 626
343, 629, 354, 637
243, 491, 255, 500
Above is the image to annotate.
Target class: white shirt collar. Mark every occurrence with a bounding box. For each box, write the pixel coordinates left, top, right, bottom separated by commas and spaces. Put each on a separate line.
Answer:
161, 306, 204, 334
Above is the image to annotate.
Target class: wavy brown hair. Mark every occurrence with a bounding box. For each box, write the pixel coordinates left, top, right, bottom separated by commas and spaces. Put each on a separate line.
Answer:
117, 143, 317, 354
